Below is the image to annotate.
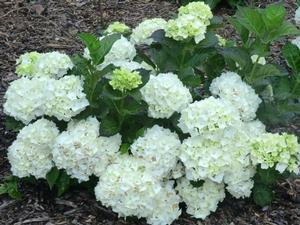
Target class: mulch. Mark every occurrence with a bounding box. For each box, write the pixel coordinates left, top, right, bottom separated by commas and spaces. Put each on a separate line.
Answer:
1, 0, 300, 224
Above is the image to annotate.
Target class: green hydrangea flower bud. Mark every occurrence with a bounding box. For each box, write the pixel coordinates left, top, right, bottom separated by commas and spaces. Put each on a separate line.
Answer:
109, 68, 142, 92
105, 22, 130, 35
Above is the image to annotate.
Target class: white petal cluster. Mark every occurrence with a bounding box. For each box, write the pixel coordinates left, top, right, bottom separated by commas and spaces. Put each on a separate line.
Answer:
141, 73, 192, 119
180, 135, 233, 182
7, 119, 59, 179
131, 125, 181, 178
4, 77, 50, 124
176, 178, 225, 219
104, 36, 136, 63
209, 72, 262, 121
52, 117, 122, 182
251, 55, 266, 65
178, 96, 240, 137
95, 155, 181, 225
250, 132, 300, 174
44, 75, 89, 121
165, 2, 213, 43
224, 162, 256, 198
130, 18, 167, 45
4, 75, 89, 124
295, 7, 300, 26
16, 51, 73, 78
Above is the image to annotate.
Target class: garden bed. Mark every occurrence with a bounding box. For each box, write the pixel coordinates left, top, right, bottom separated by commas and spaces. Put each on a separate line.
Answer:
1, 0, 300, 224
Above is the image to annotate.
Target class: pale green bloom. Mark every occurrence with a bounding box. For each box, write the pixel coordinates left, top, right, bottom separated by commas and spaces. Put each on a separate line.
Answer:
16, 52, 41, 77
105, 21, 130, 35
251, 133, 300, 174
166, 15, 207, 43
109, 68, 142, 92
216, 34, 226, 46
178, 1, 213, 25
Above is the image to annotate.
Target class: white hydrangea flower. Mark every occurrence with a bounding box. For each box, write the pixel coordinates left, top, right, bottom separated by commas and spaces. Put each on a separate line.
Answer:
104, 36, 136, 63
180, 135, 233, 182
52, 117, 122, 182
178, 96, 240, 137
166, 14, 207, 43
130, 18, 167, 45
291, 36, 300, 49
141, 73, 192, 119
131, 125, 181, 178
7, 119, 59, 179
4, 75, 88, 124
251, 55, 266, 65
295, 7, 300, 26
176, 178, 225, 219
45, 75, 89, 121
209, 72, 262, 121
95, 155, 181, 225
4, 77, 53, 124
32, 52, 73, 78
250, 132, 300, 174
224, 162, 256, 199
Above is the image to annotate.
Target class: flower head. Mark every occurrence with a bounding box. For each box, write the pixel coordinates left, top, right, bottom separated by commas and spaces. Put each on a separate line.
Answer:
105, 21, 130, 35
7, 119, 59, 179
16, 52, 41, 77
141, 73, 192, 119
109, 68, 142, 92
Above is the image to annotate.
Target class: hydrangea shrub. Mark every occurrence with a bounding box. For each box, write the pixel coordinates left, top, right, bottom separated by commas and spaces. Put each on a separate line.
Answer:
2, 2, 300, 225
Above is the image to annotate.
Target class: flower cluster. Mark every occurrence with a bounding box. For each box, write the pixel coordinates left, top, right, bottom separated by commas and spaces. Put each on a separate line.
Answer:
109, 68, 142, 92
95, 155, 181, 225
16, 51, 73, 78
4, 75, 89, 124
105, 21, 130, 35
7, 119, 59, 179
251, 133, 300, 173
176, 178, 225, 219
141, 73, 192, 119
210, 72, 262, 121
53, 117, 122, 182
166, 2, 213, 43
130, 18, 167, 45
130, 125, 181, 177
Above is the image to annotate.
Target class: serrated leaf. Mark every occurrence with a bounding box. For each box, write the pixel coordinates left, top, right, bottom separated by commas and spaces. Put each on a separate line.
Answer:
46, 167, 60, 190
100, 114, 120, 136
261, 3, 285, 31
5, 117, 25, 133
221, 47, 251, 72
283, 43, 300, 74
123, 98, 147, 116
79, 33, 120, 65
253, 185, 274, 207
56, 171, 71, 197
251, 64, 282, 83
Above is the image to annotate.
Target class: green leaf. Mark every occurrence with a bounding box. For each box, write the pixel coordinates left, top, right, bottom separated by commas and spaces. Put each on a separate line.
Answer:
123, 98, 147, 116
236, 7, 265, 36
275, 22, 300, 39
120, 143, 130, 154
220, 47, 252, 72
255, 167, 281, 186
261, 3, 285, 31
0, 177, 21, 200
100, 114, 120, 136
179, 67, 201, 88
5, 116, 25, 133
46, 167, 60, 190
253, 185, 274, 207
78, 33, 120, 65
56, 171, 71, 197
197, 32, 218, 48
228, 17, 249, 44
283, 43, 300, 74
252, 64, 282, 83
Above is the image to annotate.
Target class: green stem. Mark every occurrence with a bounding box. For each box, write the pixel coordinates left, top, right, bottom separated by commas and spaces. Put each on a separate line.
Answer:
248, 56, 260, 84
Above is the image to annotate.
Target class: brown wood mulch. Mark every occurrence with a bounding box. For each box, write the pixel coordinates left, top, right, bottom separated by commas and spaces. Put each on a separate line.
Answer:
1, 0, 300, 224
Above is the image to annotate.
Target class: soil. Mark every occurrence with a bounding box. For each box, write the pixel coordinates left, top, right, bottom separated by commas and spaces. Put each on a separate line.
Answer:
1, 0, 300, 224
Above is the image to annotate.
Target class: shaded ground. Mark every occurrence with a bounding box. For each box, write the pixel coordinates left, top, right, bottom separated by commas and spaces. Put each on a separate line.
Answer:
1, 0, 300, 224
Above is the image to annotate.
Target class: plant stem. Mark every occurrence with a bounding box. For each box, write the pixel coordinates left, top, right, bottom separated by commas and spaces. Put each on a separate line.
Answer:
248, 56, 260, 84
